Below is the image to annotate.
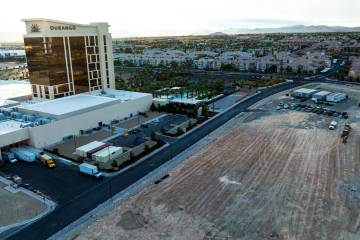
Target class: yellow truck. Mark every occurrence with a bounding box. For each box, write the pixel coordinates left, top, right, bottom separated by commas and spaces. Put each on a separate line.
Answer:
39, 154, 56, 168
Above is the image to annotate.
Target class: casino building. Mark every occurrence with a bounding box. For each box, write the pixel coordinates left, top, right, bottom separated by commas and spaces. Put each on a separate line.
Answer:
22, 19, 115, 100
0, 19, 152, 159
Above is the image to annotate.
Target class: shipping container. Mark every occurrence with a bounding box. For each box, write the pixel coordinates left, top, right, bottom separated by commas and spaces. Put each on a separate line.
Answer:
312, 91, 331, 101
76, 141, 108, 158
292, 88, 318, 98
10, 147, 36, 162
92, 146, 123, 163
21, 146, 44, 159
326, 93, 347, 103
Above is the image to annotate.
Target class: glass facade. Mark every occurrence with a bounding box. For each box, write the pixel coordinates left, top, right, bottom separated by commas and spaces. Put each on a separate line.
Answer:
24, 36, 104, 99
25, 37, 69, 99
69, 37, 89, 94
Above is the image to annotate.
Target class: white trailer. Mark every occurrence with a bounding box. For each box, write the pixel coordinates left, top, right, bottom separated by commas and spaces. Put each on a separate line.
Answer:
292, 88, 318, 98
79, 163, 102, 178
92, 146, 123, 163
326, 93, 347, 103
76, 141, 107, 158
312, 91, 331, 101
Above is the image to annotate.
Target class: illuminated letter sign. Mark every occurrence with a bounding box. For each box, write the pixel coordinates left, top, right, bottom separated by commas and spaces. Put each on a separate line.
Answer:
49, 25, 76, 31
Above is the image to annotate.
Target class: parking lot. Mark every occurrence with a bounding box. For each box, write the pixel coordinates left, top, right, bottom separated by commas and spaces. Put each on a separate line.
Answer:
276, 101, 349, 119
250, 83, 359, 132
0, 161, 103, 203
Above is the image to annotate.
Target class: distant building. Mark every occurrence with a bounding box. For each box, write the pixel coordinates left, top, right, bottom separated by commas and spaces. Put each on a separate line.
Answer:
22, 19, 115, 100
326, 93, 347, 103
291, 88, 318, 98
312, 91, 331, 101
0, 49, 26, 59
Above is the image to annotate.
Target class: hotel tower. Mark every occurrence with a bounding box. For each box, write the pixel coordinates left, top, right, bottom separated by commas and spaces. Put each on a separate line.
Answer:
22, 19, 115, 100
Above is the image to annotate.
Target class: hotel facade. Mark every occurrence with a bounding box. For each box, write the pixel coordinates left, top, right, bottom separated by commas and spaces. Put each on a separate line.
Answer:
22, 19, 115, 100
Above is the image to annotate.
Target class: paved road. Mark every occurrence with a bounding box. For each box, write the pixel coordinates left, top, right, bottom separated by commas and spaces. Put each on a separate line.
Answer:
209, 94, 244, 112
4, 81, 306, 240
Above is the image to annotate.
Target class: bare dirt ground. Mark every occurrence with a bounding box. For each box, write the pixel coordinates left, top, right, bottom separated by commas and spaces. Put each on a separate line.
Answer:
74, 83, 360, 240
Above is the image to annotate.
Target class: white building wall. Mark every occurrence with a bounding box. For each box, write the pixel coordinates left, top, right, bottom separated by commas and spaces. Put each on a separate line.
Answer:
28, 94, 152, 148
0, 128, 29, 148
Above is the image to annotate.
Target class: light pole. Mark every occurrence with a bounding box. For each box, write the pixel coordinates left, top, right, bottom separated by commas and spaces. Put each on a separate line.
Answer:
73, 135, 77, 149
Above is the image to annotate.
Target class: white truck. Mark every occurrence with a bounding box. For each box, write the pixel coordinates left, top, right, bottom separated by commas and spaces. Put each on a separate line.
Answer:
1, 152, 17, 163
329, 121, 338, 130
79, 163, 102, 178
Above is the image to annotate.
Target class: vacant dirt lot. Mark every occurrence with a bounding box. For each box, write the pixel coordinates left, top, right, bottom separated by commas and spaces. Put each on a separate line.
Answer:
75, 83, 360, 240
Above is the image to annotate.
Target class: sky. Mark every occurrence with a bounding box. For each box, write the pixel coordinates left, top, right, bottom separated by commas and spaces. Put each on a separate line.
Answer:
0, 0, 359, 41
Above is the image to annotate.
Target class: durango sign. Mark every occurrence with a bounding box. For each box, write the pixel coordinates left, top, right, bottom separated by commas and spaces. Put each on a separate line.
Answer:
50, 25, 76, 31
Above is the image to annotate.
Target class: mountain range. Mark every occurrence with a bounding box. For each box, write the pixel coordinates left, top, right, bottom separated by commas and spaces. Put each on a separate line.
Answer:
207, 25, 360, 35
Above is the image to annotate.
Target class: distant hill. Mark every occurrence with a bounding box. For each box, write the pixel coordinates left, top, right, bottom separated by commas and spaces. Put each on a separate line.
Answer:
208, 32, 228, 36
208, 25, 360, 35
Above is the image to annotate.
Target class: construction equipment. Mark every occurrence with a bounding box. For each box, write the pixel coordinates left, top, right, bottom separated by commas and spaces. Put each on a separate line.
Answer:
341, 124, 352, 144
39, 154, 56, 168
